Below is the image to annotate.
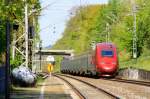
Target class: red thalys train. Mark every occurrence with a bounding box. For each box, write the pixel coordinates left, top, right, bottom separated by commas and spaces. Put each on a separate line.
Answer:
61, 42, 118, 77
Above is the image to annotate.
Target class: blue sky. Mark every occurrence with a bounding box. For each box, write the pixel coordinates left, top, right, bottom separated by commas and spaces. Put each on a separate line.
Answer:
39, 0, 108, 47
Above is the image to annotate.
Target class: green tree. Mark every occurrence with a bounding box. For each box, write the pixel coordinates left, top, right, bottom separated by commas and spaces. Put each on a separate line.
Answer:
0, 0, 41, 66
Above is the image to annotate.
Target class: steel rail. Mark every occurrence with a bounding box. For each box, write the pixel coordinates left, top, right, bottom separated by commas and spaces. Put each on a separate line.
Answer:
54, 73, 119, 99
103, 77, 150, 87
53, 74, 86, 99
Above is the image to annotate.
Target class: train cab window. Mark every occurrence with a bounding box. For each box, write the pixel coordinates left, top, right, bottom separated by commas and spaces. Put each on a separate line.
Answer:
101, 50, 113, 57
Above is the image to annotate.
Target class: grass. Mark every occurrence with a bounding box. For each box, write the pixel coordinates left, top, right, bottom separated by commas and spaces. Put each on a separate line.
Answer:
119, 56, 150, 71
36, 74, 45, 83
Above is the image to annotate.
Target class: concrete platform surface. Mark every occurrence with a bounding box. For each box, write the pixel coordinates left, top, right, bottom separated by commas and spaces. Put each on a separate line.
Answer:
10, 75, 80, 99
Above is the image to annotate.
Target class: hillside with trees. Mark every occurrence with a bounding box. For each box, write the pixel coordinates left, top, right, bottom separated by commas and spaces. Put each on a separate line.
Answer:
52, 0, 150, 71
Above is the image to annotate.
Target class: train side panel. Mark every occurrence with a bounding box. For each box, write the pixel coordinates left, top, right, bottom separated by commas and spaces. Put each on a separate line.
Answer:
87, 53, 97, 75
61, 54, 97, 75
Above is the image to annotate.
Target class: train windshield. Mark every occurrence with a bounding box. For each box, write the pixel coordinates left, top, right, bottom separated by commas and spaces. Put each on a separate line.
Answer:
101, 50, 113, 57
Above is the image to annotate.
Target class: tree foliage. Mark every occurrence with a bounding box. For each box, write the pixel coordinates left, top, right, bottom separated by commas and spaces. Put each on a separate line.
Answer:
53, 5, 101, 54
0, 0, 41, 64
53, 0, 150, 63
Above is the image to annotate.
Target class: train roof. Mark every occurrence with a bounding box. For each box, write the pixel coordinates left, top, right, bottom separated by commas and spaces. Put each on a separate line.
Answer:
96, 42, 115, 46
96, 42, 116, 48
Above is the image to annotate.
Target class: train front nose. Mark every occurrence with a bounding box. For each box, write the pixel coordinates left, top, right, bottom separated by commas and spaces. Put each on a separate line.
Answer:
98, 62, 118, 74
101, 66, 116, 73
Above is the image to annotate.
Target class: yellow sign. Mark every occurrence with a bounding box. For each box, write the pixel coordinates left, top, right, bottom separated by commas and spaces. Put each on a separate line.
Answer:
47, 63, 53, 73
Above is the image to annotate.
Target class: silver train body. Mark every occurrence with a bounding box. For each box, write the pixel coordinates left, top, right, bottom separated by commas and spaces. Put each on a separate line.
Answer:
61, 54, 98, 76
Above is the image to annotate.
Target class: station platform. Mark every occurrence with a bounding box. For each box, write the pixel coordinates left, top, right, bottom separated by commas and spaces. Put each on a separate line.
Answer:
10, 75, 79, 99
38, 75, 79, 99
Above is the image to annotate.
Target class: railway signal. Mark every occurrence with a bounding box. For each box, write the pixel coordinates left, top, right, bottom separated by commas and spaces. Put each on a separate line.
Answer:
47, 63, 54, 77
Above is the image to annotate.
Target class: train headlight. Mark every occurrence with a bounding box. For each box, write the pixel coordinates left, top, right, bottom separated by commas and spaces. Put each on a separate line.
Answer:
100, 62, 105, 64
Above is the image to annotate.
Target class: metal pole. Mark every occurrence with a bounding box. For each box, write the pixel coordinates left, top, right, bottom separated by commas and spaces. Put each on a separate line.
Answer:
25, 3, 29, 67
106, 23, 109, 42
39, 41, 42, 71
6, 20, 10, 99
132, 4, 137, 58
106, 34, 107, 42
12, 33, 16, 60
107, 23, 110, 42
5, 1, 10, 98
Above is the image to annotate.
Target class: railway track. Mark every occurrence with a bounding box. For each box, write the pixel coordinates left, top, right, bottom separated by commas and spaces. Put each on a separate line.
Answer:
102, 77, 150, 87
54, 74, 86, 99
54, 72, 150, 87
54, 73, 119, 99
